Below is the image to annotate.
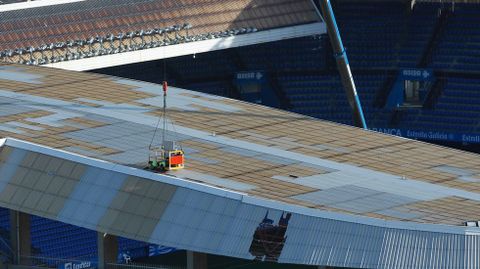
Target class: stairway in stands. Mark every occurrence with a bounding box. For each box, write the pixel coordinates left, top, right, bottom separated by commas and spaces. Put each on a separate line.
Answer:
418, 5, 450, 68
396, 77, 480, 132
430, 4, 480, 71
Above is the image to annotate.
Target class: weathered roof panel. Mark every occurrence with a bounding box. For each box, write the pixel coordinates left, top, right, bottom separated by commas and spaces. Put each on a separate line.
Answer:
1, 137, 480, 268
0, 0, 318, 51
1, 63, 480, 267
0, 63, 480, 226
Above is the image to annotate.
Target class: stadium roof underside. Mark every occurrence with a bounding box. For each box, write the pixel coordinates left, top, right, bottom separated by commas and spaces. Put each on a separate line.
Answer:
1, 64, 480, 268
0, 0, 325, 71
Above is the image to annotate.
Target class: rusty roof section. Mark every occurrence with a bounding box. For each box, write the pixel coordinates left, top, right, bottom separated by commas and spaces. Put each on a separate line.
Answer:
0, 0, 318, 51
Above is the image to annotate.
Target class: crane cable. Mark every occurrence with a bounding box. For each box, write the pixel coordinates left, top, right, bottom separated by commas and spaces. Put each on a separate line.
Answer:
148, 58, 168, 150
161, 58, 167, 146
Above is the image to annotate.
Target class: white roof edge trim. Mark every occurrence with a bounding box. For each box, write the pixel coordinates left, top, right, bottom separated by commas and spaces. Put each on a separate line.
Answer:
44, 22, 326, 71
0, 0, 86, 12
466, 229, 480, 236
3, 137, 477, 235
0, 138, 6, 148
2, 137, 246, 198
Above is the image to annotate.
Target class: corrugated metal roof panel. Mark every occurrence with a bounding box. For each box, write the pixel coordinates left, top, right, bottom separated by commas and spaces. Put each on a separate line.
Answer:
1, 138, 480, 268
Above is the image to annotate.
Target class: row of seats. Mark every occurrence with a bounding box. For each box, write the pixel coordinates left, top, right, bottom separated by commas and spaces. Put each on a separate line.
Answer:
396, 76, 480, 132
183, 81, 230, 97
0, 208, 150, 262
334, 1, 407, 69
169, 50, 238, 80
278, 74, 386, 125
93, 1, 480, 142
430, 4, 480, 71
236, 35, 327, 71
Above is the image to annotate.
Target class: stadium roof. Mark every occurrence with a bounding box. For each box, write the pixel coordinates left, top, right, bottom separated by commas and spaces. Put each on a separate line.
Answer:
0, 0, 317, 49
1, 63, 480, 267
0, 0, 323, 70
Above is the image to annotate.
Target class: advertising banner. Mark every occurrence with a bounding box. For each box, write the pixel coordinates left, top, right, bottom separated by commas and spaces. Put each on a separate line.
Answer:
371, 127, 480, 143
148, 245, 177, 257
399, 68, 434, 82
59, 261, 95, 269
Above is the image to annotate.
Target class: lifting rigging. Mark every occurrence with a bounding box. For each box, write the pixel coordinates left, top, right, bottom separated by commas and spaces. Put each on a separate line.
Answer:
145, 81, 185, 172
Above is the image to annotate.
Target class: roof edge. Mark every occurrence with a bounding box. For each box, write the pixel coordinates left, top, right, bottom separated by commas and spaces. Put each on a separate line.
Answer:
0, 0, 86, 13
3, 136, 479, 235
2, 137, 246, 199
44, 22, 326, 71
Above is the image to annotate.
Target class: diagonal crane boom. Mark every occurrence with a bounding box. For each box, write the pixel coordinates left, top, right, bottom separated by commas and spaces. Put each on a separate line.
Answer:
311, 0, 368, 129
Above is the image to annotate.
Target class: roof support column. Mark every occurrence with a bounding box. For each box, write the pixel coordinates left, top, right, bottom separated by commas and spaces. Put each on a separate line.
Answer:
186, 251, 207, 269
9, 210, 31, 265
97, 233, 118, 269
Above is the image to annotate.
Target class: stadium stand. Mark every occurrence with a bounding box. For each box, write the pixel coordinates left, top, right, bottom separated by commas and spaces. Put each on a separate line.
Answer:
333, 1, 405, 69
430, 4, 480, 71
3, 1, 480, 265
394, 76, 480, 132
95, 1, 480, 148
235, 35, 327, 71
0, 207, 148, 263
400, 2, 440, 67
182, 81, 232, 97
277, 73, 385, 124
2, 1, 479, 147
